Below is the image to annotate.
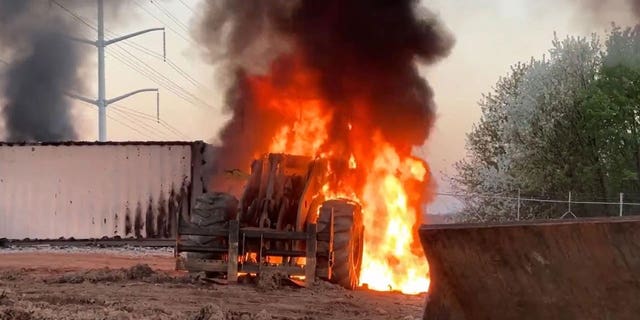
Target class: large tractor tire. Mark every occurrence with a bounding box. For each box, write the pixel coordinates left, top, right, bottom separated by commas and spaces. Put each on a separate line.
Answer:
316, 199, 364, 290
188, 192, 238, 276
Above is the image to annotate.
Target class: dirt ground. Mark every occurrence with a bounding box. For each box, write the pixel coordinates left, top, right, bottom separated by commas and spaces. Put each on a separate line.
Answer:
0, 249, 425, 320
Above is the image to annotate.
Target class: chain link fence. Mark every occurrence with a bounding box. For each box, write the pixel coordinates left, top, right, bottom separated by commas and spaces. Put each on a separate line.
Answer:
436, 191, 640, 223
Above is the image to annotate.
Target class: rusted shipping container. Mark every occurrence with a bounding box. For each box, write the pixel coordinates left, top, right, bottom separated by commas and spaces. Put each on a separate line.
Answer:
0, 141, 213, 239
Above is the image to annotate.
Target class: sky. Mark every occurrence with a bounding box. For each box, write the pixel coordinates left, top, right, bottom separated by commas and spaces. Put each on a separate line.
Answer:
2, 0, 638, 214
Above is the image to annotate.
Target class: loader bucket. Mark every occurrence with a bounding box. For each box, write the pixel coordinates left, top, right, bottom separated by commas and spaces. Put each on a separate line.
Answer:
418, 217, 640, 320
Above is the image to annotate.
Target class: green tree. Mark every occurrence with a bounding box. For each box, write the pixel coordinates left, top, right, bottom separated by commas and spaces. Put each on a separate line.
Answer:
455, 26, 640, 221
454, 33, 606, 221
580, 26, 640, 206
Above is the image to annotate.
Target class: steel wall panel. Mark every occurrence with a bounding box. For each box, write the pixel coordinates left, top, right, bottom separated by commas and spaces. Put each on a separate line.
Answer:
0, 143, 194, 239
420, 217, 640, 320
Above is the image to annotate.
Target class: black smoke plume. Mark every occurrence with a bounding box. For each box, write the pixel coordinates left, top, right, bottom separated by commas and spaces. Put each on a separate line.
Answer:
0, 1, 86, 142
198, 0, 454, 171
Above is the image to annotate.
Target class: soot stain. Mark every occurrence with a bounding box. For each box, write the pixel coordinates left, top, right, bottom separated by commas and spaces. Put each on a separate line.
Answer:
134, 203, 143, 238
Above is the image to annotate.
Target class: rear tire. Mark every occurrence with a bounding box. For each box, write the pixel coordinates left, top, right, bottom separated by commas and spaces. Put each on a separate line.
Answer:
188, 192, 238, 277
316, 199, 364, 290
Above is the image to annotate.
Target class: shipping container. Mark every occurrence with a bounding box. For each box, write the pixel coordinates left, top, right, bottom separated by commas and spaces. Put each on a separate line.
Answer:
0, 141, 212, 239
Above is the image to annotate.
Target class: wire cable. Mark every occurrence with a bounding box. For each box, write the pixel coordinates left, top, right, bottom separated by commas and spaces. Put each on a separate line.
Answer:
134, 0, 195, 45
110, 107, 172, 140
100, 28, 211, 108
149, 0, 191, 35
106, 48, 211, 109
111, 104, 189, 139
178, 0, 196, 15
51, 0, 98, 31
47, 1, 205, 141
112, 36, 210, 92
106, 113, 153, 140
59, 6, 210, 109
109, 45, 213, 108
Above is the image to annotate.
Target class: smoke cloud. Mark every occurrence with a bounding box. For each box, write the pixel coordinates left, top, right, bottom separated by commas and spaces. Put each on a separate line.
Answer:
577, 0, 640, 21
197, 0, 454, 170
625, 0, 640, 16
0, 1, 88, 142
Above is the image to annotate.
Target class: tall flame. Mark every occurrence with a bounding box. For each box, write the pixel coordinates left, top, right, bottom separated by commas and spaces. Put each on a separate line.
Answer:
249, 56, 431, 294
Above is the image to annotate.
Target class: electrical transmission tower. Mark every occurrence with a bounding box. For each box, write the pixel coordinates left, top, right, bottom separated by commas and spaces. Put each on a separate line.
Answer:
68, 0, 165, 142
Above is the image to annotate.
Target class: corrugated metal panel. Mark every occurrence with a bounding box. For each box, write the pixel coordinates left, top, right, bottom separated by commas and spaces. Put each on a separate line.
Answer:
0, 141, 196, 146
0, 143, 195, 239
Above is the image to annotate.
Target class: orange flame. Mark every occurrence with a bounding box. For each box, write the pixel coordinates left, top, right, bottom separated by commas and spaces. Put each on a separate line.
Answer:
349, 154, 357, 169
250, 56, 430, 294
359, 139, 430, 294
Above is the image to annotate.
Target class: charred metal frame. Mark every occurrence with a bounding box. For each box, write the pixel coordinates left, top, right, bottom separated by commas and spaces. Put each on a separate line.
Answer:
175, 210, 334, 287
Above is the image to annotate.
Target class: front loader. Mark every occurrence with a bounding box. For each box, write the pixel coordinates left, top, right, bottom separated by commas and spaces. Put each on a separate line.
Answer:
175, 153, 364, 289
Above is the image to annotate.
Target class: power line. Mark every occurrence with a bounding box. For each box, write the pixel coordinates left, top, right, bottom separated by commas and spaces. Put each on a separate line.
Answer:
112, 104, 157, 121
104, 29, 211, 95
110, 107, 172, 140
149, 0, 191, 35
120, 40, 164, 59
50, 0, 98, 31
59, 4, 210, 106
106, 113, 153, 140
66, 23, 207, 110
157, 121, 189, 140
58, 0, 164, 141
134, 0, 195, 46
112, 37, 210, 92
106, 48, 207, 108
101, 23, 211, 107
111, 103, 189, 139
177, 0, 196, 14
166, 59, 209, 91
48, 0, 203, 141
107, 45, 213, 108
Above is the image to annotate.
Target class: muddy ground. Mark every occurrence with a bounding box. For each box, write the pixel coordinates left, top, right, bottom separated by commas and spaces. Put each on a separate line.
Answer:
0, 248, 425, 320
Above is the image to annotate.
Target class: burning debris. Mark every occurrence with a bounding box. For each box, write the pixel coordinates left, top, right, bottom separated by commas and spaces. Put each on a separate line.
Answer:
198, 0, 454, 293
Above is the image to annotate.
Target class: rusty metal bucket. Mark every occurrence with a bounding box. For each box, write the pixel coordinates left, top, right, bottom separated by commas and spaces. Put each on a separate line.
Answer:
419, 217, 640, 320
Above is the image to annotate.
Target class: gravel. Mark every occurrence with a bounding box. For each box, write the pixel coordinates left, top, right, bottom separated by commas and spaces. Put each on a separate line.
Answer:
0, 245, 173, 256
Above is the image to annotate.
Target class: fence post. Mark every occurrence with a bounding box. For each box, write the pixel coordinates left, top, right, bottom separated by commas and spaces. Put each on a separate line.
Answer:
568, 191, 572, 214
517, 189, 521, 221
619, 193, 624, 217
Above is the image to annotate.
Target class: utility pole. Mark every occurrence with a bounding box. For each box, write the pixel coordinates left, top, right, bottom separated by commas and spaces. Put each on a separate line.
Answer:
68, 0, 165, 141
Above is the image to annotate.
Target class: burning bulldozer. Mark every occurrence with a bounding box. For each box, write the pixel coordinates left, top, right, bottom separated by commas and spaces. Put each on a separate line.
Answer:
176, 153, 364, 289
182, 0, 452, 295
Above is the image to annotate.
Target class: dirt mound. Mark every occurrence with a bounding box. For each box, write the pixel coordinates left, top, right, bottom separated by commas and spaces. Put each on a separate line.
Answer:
191, 304, 226, 320
253, 309, 272, 320
0, 269, 27, 281
0, 289, 13, 306
47, 268, 125, 284
311, 278, 346, 293
44, 264, 207, 286
0, 307, 32, 320
45, 264, 162, 284
256, 270, 289, 291
190, 304, 276, 320
125, 263, 154, 279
